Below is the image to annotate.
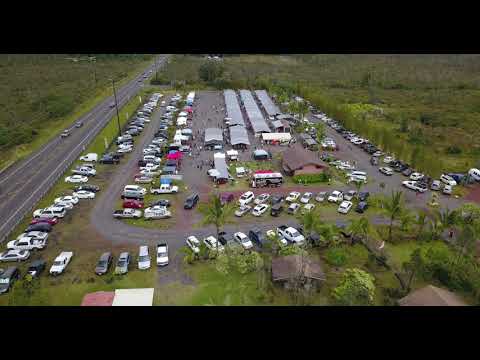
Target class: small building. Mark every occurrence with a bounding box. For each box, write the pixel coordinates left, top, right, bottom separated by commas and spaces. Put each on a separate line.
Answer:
205, 127, 224, 148
398, 285, 469, 306
271, 255, 326, 289
281, 145, 328, 176
229, 125, 250, 149
212, 152, 231, 184
271, 119, 291, 133
261, 132, 292, 145
112, 288, 155, 306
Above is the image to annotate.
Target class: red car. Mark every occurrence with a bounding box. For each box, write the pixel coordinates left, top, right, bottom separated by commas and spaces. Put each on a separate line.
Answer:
123, 199, 144, 209
30, 217, 58, 226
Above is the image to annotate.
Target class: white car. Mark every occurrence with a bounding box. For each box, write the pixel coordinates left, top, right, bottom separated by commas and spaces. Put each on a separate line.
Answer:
300, 192, 313, 204
73, 166, 97, 176
124, 185, 147, 195
302, 203, 316, 214
372, 151, 384, 157
72, 190, 95, 199
233, 232, 254, 250
315, 192, 328, 202
328, 191, 344, 203
239, 191, 255, 206
137, 246, 151, 270
343, 190, 357, 201
266, 230, 288, 247
203, 236, 224, 252
144, 206, 172, 220
54, 196, 79, 207
440, 174, 457, 186
117, 146, 133, 154
49, 252, 73, 275
139, 163, 160, 171
235, 205, 252, 217
140, 169, 161, 177
402, 180, 428, 193
383, 156, 395, 164
7, 235, 47, 251
410, 172, 425, 181
0, 249, 31, 262
17, 231, 48, 242
65, 175, 88, 183
254, 193, 270, 205
252, 204, 269, 216
287, 202, 301, 214
156, 243, 169, 266
379, 167, 394, 176
276, 226, 305, 244
338, 201, 353, 214
186, 236, 201, 254
286, 191, 301, 203
443, 185, 453, 195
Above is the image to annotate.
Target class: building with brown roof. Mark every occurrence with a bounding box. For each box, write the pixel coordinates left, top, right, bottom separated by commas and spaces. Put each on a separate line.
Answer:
281, 145, 328, 176
271, 255, 326, 285
398, 285, 468, 306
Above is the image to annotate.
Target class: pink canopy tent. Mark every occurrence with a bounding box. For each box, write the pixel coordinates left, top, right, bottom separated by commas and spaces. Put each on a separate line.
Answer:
167, 151, 183, 160
183, 107, 193, 113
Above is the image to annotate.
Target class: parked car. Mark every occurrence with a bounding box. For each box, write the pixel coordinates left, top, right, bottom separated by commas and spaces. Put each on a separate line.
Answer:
443, 185, 453, 195
65, 175, 88, 183
123, 199, 144, 209
0, 249, 30, 262
343, 190, 357, 201
358, 192, 370, 202
302, 203, 316, 214
156, 243, 169, 266
431, 180, 442, 191
300, 192, 313, 204
379, 167, 394, 176
402, 168, 413, 177
338, 201, 353, 214
27, 260, 46, 278
186, 236, 201, 254
287, 202, 300, 214
115, 252, 131, 275
254, 193, 270, 205
0, 267, 20, 294
270, 195, 284, 205
113, 209, 142, 219
355, 201, 369, 213
238, 191, 255, 206
270, 203, 284, 217
49, 252, 73, 276
30, 217, 58, 226
74, 184, 100, 193
220, 193, 235, 205
54, 195, 79, 207
144, 205, 171, 220
26, 223, 52, 233
286, 191, 301, 203
370, 157, 379, 166
277, 225, 305, 244
235, 205, 252, 217
248, 228, 266, 248
410, 172, 425, 181
328, 191, 343, 203
203, 236, 224, 252
95, 252, 113, 275
184, 193, 200, 209
383, 156, 395, 164
233, 232, 253, 250
402, 180, 428, 193
138, 246, 151, 270
440, 174, 457, 186
149, 199, 170, 208
315, 191, 328, 203
61, 130, 70, 138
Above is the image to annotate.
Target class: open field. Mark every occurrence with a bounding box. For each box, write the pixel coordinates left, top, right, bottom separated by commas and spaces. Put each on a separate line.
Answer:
0, 54, 153, 170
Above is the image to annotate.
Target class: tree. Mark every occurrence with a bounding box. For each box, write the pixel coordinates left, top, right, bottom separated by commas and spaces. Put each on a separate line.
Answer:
401, 248, 423, 293
332, 268, 375, 306
198, 193, 235, 256
198, 61, 224, 83
414, 210, 428, 241
297, 210, 320, 239
314, 122, 326, 141
382, 190, 405, 243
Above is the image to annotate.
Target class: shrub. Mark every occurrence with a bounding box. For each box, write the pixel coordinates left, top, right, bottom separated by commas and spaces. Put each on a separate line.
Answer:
293, 173, 329, 184
325, 247, 348, 267
446, 145, 462, 155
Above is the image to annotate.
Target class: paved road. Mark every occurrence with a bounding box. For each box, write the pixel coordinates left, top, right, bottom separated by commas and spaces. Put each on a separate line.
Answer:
0, 55, 170, 242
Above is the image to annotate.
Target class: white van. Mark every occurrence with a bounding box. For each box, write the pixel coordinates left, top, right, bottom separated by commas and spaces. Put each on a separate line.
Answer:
124, 185, 147, 195
469, 168, 480, 182
79, 153, 98, 162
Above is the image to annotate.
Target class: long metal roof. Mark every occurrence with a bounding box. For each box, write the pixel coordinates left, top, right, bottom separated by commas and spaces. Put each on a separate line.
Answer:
255, 90, 281, 116
224, 90, 245, 127
204, 128, 223, 143
239, 90, 271, 133
213, 153, 230, 180
229, 125, 250, 146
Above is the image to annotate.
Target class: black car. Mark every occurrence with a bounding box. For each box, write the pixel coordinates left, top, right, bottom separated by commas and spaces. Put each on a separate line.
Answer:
149, 199, 171, 207
26, 223, 52, 233
27, 260, 46, 278
270, 203, 284, 217
99, 155, 119, 164
75, 184, 100, 193
358, 192, 370, 202
95, 252, 113, 275
270, 195, 285, 205
184, 193, 199, 209
0, 267, 20, 294
248, 228, 266, 247
402, 168, 413, 177
355, 201, 369, 213
138, 160, 147, 167
218, 231, 234, 246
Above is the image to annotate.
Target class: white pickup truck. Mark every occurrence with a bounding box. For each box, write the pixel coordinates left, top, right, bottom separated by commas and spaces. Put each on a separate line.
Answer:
276, 225, 305, 244
7, 236, 47, 251
49, 251, 73, 276
150, 183, 179, 195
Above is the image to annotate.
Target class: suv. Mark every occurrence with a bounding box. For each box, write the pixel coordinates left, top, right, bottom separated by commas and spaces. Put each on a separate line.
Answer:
0, 267, 20, 294
270, 203, 284, 217
248, 228, 266, 248
184, 193, 199, 209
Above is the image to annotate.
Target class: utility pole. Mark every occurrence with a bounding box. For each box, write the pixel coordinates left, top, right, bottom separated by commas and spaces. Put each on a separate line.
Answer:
111, 79, 121, 137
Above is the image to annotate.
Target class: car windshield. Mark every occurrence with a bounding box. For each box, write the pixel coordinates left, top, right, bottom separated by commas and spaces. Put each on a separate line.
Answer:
290, 230, 299, 237
117, 261, 127, 267
53, 261, 63, 266
98, 261, 107, 267
139, 256, 149, 262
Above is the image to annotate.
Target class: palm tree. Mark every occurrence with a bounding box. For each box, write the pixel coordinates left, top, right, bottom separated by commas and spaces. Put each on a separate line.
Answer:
316, 223, 340, 248
198, 193, 235, 256
434, 207, 458, 234
382, 190, 405, 243
414, 210, 428, 241
297, 210, 320, 239
347, 217, 373, 244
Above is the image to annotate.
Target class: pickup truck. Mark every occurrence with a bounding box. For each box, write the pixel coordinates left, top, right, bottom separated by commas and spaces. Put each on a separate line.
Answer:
49, 251, 73, 276
276, 225, 305, 244
112, 209, 142, 219
7, 236, 47, 251
150, 184, 179, 195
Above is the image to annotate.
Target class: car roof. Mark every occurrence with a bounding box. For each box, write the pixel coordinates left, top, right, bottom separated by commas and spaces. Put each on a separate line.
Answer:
0, 267, 18, 277
119, 252, 129, 259
100, 252, 111, 259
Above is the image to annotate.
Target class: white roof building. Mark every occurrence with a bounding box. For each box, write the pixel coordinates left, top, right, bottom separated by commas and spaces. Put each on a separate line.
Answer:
112, 288, 154, 306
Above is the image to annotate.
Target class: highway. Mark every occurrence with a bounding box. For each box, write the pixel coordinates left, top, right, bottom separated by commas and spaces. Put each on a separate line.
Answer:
0, 54, 170, 242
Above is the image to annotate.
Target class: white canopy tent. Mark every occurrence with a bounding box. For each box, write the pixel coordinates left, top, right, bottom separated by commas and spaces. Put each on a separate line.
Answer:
261, 132, 292, 142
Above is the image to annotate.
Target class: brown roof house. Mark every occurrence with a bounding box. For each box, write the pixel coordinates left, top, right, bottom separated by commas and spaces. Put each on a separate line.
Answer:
398, 285, 468, 306
281, 145, 328, 177
271, 255, 326, 290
